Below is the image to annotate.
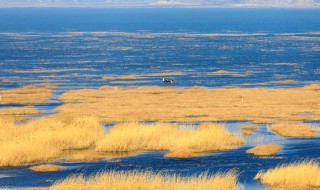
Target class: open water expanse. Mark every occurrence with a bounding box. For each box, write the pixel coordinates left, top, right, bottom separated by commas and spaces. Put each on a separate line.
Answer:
0, 8, 319, 189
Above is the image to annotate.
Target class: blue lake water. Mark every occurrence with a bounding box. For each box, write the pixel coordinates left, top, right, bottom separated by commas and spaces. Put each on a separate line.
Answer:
0, 8, 319, 189
0, 9, 319, 91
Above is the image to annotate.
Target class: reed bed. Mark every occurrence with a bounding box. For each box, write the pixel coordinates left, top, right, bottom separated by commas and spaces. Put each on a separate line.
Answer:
240, 124, 258, 136
102, 72, 185, 81
246, 144, 281, 156
243, 130, 253, 136
0, 106, 42, 121
267, 80, 296, 84
211, 70, 241, 76
255, 160, 320, 189
0, 116, 106, 167
29, 164, 64, 172
0, 85, 54, 105
240, 124, 259, 130
51, 170, 239, 190
270, 122, 315, 138
0, 116, 244, 166
102, 75, 137, 80
57, 84, 320, 123
96, 123, 245, 158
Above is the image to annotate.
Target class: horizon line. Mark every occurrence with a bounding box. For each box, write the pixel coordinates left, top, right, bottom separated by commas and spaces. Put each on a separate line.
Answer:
1, 6, 320, 9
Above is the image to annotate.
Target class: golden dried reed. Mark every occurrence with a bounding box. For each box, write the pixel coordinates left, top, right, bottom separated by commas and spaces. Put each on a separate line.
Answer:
255, 160, 320, 189
96, 122, 245, 158
270, 122, 315, 138
0, 85, 54, 105
0, 116, 106, 167
246, 144, 281, 156
29, 164, 64, 172
51, 170, 239, 190
57, 84, 320, 123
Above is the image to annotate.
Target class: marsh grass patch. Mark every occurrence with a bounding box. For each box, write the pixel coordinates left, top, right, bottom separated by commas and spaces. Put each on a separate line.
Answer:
51, 170, 239, 190
246, 144, 281, 156
255, 160, 320, 189
29, 164, 64, 172
270, 122, 315, 138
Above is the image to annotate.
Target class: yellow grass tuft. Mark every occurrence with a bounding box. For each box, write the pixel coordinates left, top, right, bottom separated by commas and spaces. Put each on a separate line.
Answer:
29, 164, 64, 172
211, 70, 239, 76
255, 160, 320, 189
211, 70, 250, 77
240, 124, 258, 136
96, 123, 245, 158
270, 122, 315, 138
101, 75, 115, 80
57, 84, 320, 123
266, 80, 296, 85
51, 170, 239, 190
0, 85, 54, 105
0, 116, 106, 167
246, 144, 281, 156
240, 124, 259, 130
101, 72, 184, 81
258, 80, 297, 86
102, 75, 137, 80
243, 130, 253, 136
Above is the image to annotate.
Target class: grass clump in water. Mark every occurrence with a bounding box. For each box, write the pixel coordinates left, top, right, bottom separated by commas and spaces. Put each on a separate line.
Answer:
29, 164, 64, 172
255, 160, 320, 189
240, 124, 259, 136
96, 122, 245, 158
240, 124, 259, 130
246, 144, 281, 156
243, 130, 253, 136
211, 70, 240, 76
270, 122, 315, 138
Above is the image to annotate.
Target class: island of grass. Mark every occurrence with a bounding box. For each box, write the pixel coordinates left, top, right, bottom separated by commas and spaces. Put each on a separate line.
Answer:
255, 160, 320, 189
271, 122, 315, 138
246, 144, 281, 156
29, 164, 64, 172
